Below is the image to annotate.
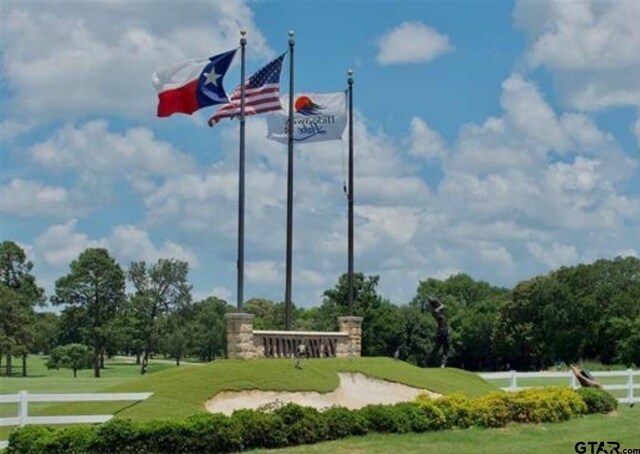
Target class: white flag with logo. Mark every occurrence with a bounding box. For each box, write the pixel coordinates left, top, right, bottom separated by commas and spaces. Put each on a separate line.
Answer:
267, 92, 347, 144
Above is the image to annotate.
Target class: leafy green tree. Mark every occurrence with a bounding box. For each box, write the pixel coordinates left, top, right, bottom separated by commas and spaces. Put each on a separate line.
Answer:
612, 316, 640, 367
46, 343, 93, 377
31, 312, 60, 355
244, 298, 276, 329
190, 297, 229, 361
127, 259, 192, 373
52, 248, 125, 378
319, 273, 402, 356
0, 241, 44, 376
412, 273, 508, 369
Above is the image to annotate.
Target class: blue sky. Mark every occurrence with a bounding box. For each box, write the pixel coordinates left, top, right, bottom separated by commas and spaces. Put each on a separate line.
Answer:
1, 0, 639, 307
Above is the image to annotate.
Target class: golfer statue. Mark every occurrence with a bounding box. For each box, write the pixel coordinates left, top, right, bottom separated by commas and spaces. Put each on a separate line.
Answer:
426, 297, 450, 368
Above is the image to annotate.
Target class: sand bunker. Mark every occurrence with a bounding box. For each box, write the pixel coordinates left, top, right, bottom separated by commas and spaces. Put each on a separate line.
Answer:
205, 372, 439, 415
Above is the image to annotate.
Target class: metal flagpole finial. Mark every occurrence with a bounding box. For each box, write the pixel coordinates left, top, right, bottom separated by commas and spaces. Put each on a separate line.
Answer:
348, 69, 354, 84
289, 30, 295, 45
240, 29, 247, 45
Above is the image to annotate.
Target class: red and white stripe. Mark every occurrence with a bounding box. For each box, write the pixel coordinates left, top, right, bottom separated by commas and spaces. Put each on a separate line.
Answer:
208, 83, 282, 126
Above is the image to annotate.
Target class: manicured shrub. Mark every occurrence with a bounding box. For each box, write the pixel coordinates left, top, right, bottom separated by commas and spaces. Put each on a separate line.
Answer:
415, 399, 449, 430
6, 387, 599, 454
471, 393, 511, 428
432, 395, 476, 428
7, 426, 55, 454
91, 418, 139, 453
504, 388, 586, 423
137, 419, 189, 454
577, 388, 618, 414
358, 404, 413, 433
392, 403, 432, 433
273, 403, 329, 445
323, 406, 368, 439
45, 426, 95, 454
182, 413, 243, 453
231, 409, 288, 449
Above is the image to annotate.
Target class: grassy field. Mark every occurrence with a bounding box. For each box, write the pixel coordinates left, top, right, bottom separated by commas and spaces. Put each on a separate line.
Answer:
0, 355, 496, 441
248, 406, 640, 454
3, 356, 636, 452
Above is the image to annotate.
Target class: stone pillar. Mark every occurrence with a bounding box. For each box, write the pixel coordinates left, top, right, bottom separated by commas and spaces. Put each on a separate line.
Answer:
225, 313, 256, 359
338, 316, 363, 357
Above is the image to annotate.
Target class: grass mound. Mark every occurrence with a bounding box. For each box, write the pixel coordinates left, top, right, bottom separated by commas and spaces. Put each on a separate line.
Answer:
1, 357, 497, 431
104, 357, 496, 420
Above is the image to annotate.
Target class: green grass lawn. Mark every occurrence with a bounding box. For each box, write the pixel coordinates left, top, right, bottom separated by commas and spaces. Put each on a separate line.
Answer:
0, 355, 173, 440
248, 406, 640, 454
1, 356, 496, 441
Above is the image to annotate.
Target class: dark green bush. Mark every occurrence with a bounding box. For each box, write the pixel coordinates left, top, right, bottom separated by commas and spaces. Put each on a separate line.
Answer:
182, 413, 243, 453
137, 419, 188, 454
7, 426, 55, 454
323, 406, 368, 439
231, 409, 287, 449
577, 388, 618, 414
392, 403, 431, 433
358, 404, 413, 433
91, 418, 139, 453
273, 403, 329, 445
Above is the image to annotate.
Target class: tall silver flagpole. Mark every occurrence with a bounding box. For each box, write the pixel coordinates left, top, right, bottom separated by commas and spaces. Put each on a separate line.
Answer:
285, 30, 295, 330
237, 29, 247, 312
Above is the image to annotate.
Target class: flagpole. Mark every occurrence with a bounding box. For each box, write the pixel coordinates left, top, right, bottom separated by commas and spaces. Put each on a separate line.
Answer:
285, 30, 295, 330
347, 69, 354, 316
237, 29, 247, 312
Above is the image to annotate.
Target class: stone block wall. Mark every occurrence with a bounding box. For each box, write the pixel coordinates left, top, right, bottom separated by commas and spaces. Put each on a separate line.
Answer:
225, 313, 363, 359
225, 313, 257, 359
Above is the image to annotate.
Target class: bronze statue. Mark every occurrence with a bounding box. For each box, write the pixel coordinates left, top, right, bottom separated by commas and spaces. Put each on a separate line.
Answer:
426, 297, 450, 368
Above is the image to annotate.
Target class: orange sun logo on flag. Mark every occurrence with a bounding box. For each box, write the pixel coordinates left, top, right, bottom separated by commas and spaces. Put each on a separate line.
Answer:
294, 96, 325, 115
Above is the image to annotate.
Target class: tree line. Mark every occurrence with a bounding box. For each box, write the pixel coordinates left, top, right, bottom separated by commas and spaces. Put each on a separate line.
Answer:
1, 240, 638, 377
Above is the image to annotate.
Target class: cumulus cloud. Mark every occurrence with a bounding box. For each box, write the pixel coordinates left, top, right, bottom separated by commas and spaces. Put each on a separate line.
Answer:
32, 219, 197, 269
515, 0, 640, 110
0, 179, 82, 218
408, 117, 446, 160
1, 0, 272, 119
0, 119, 34, 142
376, 21, 453, 65
133, 72, 639, 304
31, 120, 194, 178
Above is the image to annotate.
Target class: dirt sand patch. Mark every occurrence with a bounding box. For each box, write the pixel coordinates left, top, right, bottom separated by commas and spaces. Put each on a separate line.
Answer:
205, 372, 439, 415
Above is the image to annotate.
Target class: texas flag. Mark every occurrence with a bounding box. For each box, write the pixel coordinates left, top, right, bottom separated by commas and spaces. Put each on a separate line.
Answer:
152, 48, 237, 118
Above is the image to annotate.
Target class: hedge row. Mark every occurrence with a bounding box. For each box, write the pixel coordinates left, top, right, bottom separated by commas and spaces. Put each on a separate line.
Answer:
7, 387, 616, 454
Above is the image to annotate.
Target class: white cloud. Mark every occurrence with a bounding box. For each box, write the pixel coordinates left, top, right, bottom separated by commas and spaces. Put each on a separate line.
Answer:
0, 119, 34, 142
1, 0, 272, 118
376, 21, 453, 65
32, 219, 197, 270
109, 225, 198, 266
31, 120, 194, 178
515, 0, 640, 110
0, 179, 82, 218
33, 220, 106, 267
408, 117, 446, 159
526, 242, 579, 270
634, 114, 640, 147
134, 74, 639, 305
246, 261, 281, 285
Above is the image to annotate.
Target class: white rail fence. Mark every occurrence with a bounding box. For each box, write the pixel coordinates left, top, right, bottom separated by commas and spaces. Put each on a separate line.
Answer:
479, 369, 639, 405
0, 391, 152, 450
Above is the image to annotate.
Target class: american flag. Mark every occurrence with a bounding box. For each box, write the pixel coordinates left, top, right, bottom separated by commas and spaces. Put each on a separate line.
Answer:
208, 53, 286, 126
